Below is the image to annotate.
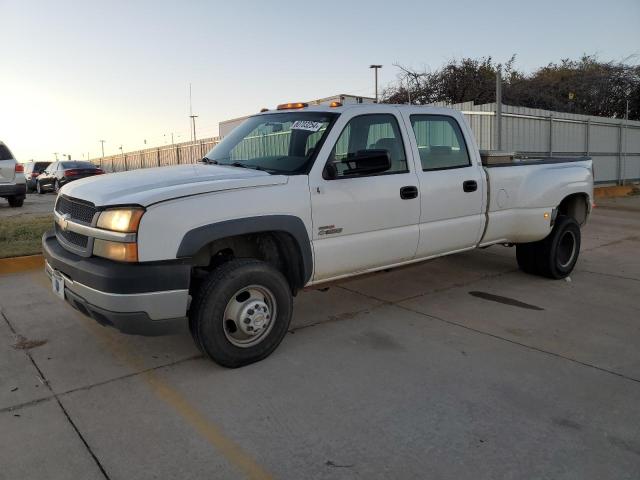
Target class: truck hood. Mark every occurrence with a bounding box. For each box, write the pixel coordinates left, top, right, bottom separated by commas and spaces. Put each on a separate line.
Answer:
60, 164, 288, 207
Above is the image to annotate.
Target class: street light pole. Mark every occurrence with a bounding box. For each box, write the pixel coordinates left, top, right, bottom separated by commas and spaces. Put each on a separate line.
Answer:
369, 65, 383, 103
100, 140, 105, 158
189, 83, 198, 142
189, 115, 198, 142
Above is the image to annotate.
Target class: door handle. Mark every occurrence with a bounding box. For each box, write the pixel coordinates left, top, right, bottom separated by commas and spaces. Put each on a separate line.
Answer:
463, 180, 477, 193
400, 186, 418, 200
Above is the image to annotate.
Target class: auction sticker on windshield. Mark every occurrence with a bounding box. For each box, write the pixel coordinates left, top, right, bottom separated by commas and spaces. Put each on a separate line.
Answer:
291, 120, 323, 132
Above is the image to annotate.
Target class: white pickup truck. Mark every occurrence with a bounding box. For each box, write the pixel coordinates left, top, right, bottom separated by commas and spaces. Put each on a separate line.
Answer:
43, 103, 593, 367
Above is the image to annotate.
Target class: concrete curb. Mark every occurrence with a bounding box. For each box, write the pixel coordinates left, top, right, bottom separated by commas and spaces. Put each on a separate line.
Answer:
0, 254, 44, 275
594, 185, 639, 198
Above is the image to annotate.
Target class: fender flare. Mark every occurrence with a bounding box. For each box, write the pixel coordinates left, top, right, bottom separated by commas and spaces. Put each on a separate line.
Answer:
176, 215, 313, 286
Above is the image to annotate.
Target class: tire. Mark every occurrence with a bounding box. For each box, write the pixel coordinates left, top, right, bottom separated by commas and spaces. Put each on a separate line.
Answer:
516, 215, 580, 279
536, 215, 581, 279
516, 242, 539, 275
189, 259, 293, 368
36, 181, 43, 194
8, 196, 24, 208
54, 180, 60, 194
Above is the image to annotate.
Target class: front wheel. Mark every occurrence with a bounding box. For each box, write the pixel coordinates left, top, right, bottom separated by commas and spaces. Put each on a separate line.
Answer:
189, 259, 293, 368
36, 180, 44, 194
54, 180, 60, 193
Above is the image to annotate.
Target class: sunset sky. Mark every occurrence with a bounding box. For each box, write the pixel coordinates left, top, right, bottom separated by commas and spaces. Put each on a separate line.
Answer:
1, 0, 638, 161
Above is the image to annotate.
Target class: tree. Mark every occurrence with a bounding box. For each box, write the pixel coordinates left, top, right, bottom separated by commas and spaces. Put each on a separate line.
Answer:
382, 55, 639, 120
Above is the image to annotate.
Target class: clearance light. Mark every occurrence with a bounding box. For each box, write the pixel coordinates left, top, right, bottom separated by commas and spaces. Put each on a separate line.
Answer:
277, 102, 308, 110
543, 212, 550, 219
329, 101, 342, 107
97, 208, 144, 233
93, 239, 138, 262
260, 108, 269, 112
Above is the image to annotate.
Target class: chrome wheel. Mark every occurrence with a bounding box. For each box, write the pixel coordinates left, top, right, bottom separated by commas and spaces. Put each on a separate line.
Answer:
557, 230, 577, 268
54, 180, 60, 193
222, 285, 277, 348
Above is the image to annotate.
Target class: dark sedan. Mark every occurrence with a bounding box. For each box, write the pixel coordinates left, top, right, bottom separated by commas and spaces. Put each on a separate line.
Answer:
36, 161, 105, 194
24, 161, 51, 192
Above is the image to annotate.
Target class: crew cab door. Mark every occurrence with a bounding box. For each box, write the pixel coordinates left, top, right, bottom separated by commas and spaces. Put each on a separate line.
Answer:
400, 110, 485, 257
309, 107, 420, 281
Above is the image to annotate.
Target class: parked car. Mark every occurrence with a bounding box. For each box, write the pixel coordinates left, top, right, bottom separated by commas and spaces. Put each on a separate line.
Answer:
24, 161, 51, 192
0, 140, 26, 207
37, 161, 104, 194
43, 103, 593, 368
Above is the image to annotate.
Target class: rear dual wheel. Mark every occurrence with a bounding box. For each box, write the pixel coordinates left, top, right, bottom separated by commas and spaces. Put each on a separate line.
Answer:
189, 259, 293, 368
516, 215, 581, 279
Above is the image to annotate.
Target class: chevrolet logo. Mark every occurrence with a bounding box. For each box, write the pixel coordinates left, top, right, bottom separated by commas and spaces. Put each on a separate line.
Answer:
57, 213, 71, 231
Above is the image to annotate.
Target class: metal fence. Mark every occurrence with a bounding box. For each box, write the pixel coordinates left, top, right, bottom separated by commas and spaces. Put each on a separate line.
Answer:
93, 137, 221, 173
441, 102, 640, 185
93, 103, 640, 185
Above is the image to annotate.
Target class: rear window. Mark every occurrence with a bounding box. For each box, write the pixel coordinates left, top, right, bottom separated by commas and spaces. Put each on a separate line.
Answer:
0, 144, 14, 161
60, 161, 96, 169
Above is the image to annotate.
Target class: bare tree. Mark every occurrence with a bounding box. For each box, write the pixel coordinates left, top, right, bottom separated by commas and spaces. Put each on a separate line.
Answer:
382, 55, 639, 120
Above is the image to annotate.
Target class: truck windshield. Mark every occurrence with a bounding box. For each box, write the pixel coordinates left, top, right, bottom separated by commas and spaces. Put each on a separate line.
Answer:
204, 112, 338, 174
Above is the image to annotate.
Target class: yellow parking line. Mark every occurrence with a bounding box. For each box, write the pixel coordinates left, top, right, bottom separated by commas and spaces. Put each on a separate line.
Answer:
144, 370, 273, 480
0, 255, 44, 275
28, 271, 272, 479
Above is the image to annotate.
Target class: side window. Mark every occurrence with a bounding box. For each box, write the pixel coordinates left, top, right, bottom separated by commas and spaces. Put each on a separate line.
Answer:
327, 114, 408, 178
410, 115, 471, 171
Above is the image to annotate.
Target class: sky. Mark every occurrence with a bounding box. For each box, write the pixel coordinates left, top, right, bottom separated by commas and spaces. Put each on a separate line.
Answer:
1, 0, 639, 161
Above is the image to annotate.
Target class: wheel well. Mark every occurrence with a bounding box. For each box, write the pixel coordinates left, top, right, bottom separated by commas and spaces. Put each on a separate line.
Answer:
558, 193, 590, 226
189, 232, 305, 294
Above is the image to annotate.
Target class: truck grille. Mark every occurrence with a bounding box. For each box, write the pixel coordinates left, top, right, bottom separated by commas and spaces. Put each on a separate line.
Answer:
55, 224, 89, 248
56, 195, 97, 225
54, 196, 97, 255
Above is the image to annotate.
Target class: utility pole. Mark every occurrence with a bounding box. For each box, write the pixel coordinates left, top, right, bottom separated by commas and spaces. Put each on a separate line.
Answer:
189, 83, 198, 142
369, 65, 382, 103
100, 140, 106, 158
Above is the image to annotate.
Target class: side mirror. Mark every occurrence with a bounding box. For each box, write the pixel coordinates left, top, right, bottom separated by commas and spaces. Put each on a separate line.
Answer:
324, 149, 391, 179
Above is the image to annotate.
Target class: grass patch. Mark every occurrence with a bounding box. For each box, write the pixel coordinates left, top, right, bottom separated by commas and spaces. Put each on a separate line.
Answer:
0, 215, 53, 258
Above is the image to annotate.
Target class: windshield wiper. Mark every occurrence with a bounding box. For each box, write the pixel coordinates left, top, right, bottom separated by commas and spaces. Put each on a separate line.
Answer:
230, 162, 262, 171
201, 157, 218, 165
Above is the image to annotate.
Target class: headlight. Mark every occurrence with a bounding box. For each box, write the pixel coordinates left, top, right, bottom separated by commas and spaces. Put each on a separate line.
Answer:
93, 239, 138, 262
96, 208, 144, 233
94, 207, 143, 262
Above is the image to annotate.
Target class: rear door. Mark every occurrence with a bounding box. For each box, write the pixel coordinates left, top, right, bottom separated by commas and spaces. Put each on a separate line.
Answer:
40, 162, 57, 187
0, 143, 16, 183
400, 110, 485, 257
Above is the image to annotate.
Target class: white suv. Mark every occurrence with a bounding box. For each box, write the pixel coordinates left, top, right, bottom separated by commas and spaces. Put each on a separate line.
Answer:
0, 141, 26, 207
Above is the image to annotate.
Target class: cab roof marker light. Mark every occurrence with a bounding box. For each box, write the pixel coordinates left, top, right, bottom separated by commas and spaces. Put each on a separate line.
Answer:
277, 102, 308, 110
329, 101, 342, 107
260, 108, 269, 112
